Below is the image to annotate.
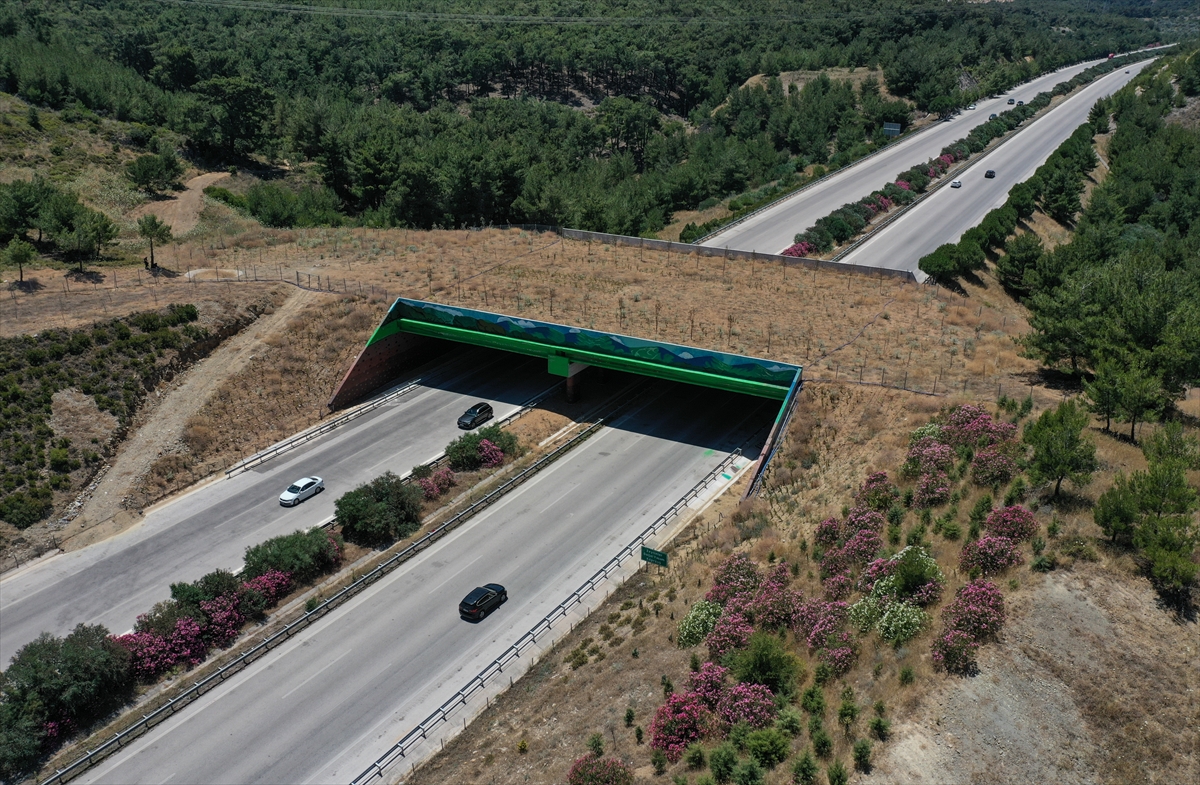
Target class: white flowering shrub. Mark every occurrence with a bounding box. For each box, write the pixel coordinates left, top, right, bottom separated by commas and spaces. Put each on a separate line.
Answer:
676, 600, 722, 648
878, 601, 928, 644
848, 596, 882, 632
908, 422, 944, 444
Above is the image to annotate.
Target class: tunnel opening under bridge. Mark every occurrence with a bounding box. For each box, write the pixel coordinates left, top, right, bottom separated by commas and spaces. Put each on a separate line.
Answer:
329, 298, 803, 495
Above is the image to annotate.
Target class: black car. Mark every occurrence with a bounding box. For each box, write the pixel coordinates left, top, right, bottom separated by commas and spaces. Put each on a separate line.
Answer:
989, 113, 998, 120
984, 170, 996, 179
1007, 98, 1016, 105
459, 584, 507, 620
1016, 100, 1024, 106
457, 401, 493, 429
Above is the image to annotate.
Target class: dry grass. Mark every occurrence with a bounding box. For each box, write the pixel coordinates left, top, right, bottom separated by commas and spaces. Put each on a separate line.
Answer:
127, 294, 389, 504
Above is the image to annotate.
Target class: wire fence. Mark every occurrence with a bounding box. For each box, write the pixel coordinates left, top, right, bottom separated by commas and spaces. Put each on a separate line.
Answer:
352, 448, 744, 785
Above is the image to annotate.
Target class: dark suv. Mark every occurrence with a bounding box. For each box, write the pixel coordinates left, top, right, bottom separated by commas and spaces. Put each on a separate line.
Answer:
457, 401, 493, 429
459, 584, 507, 620
984, 170, 997, 179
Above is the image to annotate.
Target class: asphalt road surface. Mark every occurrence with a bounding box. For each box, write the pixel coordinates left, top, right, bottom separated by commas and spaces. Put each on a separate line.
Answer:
0, 347, 555, 665
700, 52, 1149, 255
837, 59, 1155, 274
75, 382, 773, 784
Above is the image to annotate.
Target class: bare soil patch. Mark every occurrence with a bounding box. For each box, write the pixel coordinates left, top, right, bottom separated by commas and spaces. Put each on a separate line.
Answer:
130, 171, 229, 237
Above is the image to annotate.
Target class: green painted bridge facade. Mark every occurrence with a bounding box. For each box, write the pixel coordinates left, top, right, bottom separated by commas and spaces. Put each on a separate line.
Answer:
366, 298, 800, 400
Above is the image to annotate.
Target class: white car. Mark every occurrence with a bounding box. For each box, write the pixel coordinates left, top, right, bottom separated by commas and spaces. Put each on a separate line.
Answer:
967, 104, 977, 110
279, 476, 324, 506
950, 180, 963, 188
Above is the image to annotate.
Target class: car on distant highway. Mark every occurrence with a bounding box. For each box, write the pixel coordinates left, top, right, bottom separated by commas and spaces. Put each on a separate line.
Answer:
279, 476, 324, 506
457, 401, 493, 429
1017, 100, 1024, 106
950, 180, 962, 188
989, 113, 998, 119
967, 104, 977, 110
985, 170, 996, 179
459, 584, 507, 620
1125, 70, 1130, 74
1007, 98, 1016, 104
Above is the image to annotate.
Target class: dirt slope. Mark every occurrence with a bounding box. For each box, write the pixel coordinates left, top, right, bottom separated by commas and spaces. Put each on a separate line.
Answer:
57, 286, 306, 550
130, 171, 229, 237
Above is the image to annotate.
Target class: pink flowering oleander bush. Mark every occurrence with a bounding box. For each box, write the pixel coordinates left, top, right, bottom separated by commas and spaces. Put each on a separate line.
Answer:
932, 580, 1006, 672
855, 472, 899, 512
112, 632, 171, 679
913, 471, 951, 508
822, 571, 853, 600
856, 557, 895, 594
567, 754, 634, 785
942, 580, 1006, 641
971, 446, 1019, 487
687, 662, 729, 710
984, 506, 1038, 542
418, 476, 439, 500
794, 599, 849, 651
839, 529, 882, 566
960, 535, 1023, 575
241, 570, 292, 606
649, 692, 710, 761
115, 616, 208, 679
419, 466, 458, 499
904, 437, 955, 477
199, 594, 243, 648
478, 439, 504, 468
821, 640, 857, 676
749, 563, 803, 629
782, 241, 816, 258
931, 628, 980, 672
942, 405, 1017, 448
705, 612, 753, 660
717, 682, 776, 728
895, 180, 911, 190
814, 517, 841, 547
705, 552, 762, 606
843, 507, 886, 535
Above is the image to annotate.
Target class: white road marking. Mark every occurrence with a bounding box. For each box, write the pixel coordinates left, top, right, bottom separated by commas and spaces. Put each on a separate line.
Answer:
280, 648, 354, 700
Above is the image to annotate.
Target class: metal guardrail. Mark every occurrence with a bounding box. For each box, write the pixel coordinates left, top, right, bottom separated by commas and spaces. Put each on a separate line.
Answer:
38, 415, 605, 785
351, 448, 744, 785
224, 379, 424, 477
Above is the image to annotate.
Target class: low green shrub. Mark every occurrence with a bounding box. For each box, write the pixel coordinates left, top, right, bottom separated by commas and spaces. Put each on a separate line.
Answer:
335, 471, 424, 546
243, 528, 343, 582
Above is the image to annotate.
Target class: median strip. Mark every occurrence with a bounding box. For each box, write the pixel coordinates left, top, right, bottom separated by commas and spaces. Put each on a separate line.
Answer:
37, 392, 624, 785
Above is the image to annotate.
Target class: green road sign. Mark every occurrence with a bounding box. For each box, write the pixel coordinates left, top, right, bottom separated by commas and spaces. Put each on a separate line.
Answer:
641, 546, 668, 567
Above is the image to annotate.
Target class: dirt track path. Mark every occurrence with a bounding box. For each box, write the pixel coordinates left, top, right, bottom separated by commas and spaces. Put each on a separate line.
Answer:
61, 287, 316, 549
131, 171, 229, 236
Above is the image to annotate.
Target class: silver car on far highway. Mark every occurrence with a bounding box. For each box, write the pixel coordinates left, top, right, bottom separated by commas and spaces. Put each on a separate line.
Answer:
279, 476, 324, 506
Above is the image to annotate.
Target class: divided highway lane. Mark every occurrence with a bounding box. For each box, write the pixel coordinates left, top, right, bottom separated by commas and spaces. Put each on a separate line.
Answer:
701, 53, 1131, 255
838, 60, 1155, 274
77, 383, 774, 785
0, 348, 554, 664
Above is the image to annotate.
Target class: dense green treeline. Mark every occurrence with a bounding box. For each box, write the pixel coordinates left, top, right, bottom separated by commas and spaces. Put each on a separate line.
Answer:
1018, 61, 1200, 402
0, 1, 1163, 232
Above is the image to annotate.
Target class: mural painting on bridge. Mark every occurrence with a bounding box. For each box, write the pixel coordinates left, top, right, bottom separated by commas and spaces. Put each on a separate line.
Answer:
369, 298, 800, 396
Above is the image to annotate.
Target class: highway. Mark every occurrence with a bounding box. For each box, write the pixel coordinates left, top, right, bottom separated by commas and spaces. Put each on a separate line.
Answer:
838, 59, 1154, 274
701, 54, 1136, 255
75, 382, 773, 784
0, 347, 555, 665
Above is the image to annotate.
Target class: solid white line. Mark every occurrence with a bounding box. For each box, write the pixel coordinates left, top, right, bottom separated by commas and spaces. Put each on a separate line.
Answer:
426, 553, 485, 597
280, 648, 354, 700
539, 484, 577, 514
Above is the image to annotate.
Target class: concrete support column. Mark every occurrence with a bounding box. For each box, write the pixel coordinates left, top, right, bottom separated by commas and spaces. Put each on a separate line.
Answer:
548, 356, 589, 403
566, 372, 582, 403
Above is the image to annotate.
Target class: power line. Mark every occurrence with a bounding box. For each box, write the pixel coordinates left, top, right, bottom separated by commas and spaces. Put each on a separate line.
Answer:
153, 0, 962, 27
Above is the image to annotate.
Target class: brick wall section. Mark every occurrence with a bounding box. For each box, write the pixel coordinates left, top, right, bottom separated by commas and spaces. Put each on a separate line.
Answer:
327, 331, 444, 410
